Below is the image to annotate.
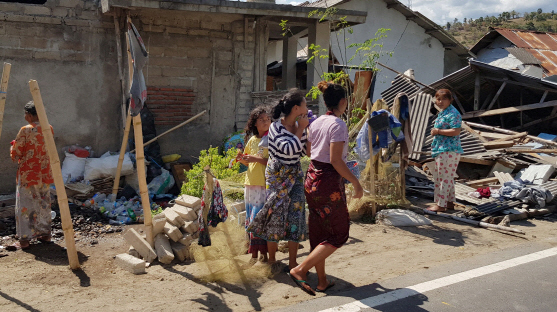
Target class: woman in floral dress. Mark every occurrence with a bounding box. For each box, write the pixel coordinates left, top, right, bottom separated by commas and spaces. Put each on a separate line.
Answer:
10, 101, 54, 249
247, 89, 310, 273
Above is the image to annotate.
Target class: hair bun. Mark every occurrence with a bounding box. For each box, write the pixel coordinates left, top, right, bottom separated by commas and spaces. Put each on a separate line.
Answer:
317, 81, 329, 93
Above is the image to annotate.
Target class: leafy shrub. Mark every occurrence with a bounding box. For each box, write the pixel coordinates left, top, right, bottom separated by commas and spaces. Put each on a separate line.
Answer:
180, 147, 240, 198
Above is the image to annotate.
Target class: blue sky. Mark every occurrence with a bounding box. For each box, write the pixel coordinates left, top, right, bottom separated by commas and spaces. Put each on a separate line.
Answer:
275, 0, 557, 24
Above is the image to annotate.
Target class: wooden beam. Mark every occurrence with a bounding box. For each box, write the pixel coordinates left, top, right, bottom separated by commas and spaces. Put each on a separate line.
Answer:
453, 94, 466, 114
540, 90, 548, 104
466, 121, 557, 147
29, 80, 80, 270
515, 114, 557, 130
0, 63, 11, 141
504, 148, 557, 154
462, 100, 557, 119
482, 76, 557, 93
483, 141, 515, 149
466, 177, 499, 187
479, 90, 495, 111
492, 131, 527, 142
459, 156, 495, 166
474, 72, 481, 111
462, 122, 488, 143
486, 81, 506, 111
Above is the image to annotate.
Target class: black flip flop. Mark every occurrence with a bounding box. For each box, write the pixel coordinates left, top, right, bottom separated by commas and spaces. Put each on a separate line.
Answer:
315, 281, 335, 293
287, 273, 316, 296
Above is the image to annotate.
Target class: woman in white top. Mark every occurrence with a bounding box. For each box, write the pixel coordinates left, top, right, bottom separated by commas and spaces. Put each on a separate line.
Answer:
247, 89, 310, 273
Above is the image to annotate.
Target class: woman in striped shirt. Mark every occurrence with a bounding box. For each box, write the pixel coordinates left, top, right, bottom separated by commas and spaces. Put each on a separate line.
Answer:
247, 88, 310, 273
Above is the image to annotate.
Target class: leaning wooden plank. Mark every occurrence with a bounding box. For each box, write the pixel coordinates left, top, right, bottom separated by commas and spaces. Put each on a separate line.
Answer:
483, 141, 515, 150
29, 80, 80, 270
477, 131, 513, 140
461, 122, 488, 143
467, 121, 557, 148
466, 177, 499, 187
421, 207, 525, 234
504, 148, 557, 154
0, 62, 12, 141
493, 132, 527, 143
462, 100, 557, 119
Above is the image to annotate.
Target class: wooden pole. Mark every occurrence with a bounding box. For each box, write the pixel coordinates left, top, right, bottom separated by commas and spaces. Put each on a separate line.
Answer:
0, 63, 12, 140
129, 110, 207, 153
366, 105, 376, 217
29, 80, 80, 270
114, 12, 128, 130
112, 112, 132, 196
133, 115, 154, 246
125, 14, 154, 246
421, 208, 525, 234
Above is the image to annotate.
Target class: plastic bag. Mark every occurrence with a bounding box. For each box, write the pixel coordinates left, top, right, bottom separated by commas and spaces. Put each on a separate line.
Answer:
147, 169, 175, 196
84, 153, 134, 180
375, 209, 432, 227
61, 152, 86, 183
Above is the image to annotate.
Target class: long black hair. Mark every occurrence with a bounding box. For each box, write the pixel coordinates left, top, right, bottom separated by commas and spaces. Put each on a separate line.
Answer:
318, 81, 346, 111
244, 106, 270, 142
272, 88, 305, 119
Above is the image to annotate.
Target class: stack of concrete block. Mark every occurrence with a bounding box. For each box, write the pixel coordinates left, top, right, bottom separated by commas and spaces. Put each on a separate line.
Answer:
116, 195, 203, 272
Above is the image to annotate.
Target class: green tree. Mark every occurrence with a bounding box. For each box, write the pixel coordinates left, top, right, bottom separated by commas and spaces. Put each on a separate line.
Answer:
537, 8, 543, 14
446, 22, 451, 30
526, 21, 536, 30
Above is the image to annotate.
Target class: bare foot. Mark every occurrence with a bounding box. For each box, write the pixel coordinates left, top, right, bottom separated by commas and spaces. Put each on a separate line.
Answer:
447, 202, 455, 210
289, 268, 315, 296
427, 205, 447, 212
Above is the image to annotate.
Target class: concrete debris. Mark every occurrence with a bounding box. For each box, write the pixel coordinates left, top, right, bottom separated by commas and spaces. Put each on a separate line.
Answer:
163, 222, 182, 242
182, 220, 200, 235
154, 234, 174, 264
123, 228, 157, 263
115, 253, 146, 275
164, 208, 185, 227
175, 194, 201, 208
171, 204, 197, 222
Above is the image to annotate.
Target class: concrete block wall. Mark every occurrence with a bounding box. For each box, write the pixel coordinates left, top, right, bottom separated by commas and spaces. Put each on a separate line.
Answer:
135, 10, 256, 163
0, 0, 121, 194
0, 2, 259, 194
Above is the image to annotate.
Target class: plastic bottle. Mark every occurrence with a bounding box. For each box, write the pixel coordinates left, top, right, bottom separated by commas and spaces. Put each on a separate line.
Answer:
115, 216, 132, 224
127, 208, 137, 222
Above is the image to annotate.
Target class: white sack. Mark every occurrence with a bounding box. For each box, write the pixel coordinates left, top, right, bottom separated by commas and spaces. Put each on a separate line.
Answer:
375, 209, 432, 227
61, 152, 86, 183
84, 153, 134, 180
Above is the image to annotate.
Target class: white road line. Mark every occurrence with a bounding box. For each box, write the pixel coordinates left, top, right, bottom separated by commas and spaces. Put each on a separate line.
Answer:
320, 246, 557, 312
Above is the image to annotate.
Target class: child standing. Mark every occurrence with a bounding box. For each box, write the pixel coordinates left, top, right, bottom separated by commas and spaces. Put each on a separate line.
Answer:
238, 106, 271, 267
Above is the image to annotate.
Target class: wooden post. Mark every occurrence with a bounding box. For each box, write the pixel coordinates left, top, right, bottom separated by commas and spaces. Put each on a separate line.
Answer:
112, 112, 131, 196
0, 63, 12, 140
474, 72, 481, 111
133, 114, 153, 246
29, 80, 80, 270
114, 12, 128, 130
366, 107, 376, 217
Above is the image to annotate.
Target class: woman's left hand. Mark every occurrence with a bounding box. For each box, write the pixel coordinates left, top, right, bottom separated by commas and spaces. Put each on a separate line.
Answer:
242, 155, 257, 163
431, 128, 439, 136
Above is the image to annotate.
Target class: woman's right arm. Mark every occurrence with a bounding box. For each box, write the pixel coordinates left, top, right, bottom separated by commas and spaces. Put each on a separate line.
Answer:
330, 142, 363, 198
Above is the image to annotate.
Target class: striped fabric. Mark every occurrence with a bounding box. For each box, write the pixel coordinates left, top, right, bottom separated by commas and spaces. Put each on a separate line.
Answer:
268, 120, 307, 165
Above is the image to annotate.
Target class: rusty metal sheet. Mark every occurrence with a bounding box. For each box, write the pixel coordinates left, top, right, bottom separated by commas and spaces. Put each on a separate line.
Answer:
514, 31, 547, 49
496, 29, 529, 48
530, 49, 557, 76
538, 50, 557, 74
535, 33, 557, 50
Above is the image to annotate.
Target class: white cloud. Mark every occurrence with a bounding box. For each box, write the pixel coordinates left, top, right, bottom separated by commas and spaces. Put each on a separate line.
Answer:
410, 0, 557, 24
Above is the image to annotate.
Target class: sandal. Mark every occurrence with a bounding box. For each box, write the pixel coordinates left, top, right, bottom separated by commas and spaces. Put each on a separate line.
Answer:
288, 273, 316, 296
315, 280, 336, 293
6, 241, 30, 251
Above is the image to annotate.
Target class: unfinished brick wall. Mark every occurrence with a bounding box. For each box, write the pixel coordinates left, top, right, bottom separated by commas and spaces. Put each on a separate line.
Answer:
146, 87, 195, 126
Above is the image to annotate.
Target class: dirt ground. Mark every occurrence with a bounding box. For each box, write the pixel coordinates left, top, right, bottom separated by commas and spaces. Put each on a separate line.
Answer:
1, 201, 557, 312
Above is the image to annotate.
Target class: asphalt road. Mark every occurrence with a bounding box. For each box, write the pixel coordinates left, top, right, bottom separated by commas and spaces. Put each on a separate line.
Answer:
275, 238, 557, 312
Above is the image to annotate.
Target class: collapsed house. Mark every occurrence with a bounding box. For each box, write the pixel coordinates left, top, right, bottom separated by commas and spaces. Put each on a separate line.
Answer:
470, 27, 557, 80
0, 0, 367, 194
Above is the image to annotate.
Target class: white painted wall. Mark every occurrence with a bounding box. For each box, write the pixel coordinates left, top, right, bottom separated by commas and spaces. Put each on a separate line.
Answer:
334, 0, 446, 101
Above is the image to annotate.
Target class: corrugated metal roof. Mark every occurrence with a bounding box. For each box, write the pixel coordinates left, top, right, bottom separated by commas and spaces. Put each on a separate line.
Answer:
380, 74, 421, 106
506, 47, 542, 65
471, 28, 557, 77
298, 0, 348, 7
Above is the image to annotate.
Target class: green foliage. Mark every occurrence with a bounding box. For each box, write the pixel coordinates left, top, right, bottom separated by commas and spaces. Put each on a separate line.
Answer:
180, 147, 240, 198
151, 206, 163, 216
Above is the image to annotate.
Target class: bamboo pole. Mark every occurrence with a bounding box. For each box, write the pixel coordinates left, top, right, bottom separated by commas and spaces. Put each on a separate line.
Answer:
125, 14, 154, 246
133, 115, 153, 246
112, 112, 132, 196
421, 208, 525, 234
114, 12, 127, 130
366, 104, 376, 217
0, 63, 12, 140
129, 110, 207, 153
29, 80, 80, 270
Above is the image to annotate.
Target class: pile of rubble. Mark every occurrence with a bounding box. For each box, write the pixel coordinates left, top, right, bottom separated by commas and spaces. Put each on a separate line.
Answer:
116, 194, 202, 274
